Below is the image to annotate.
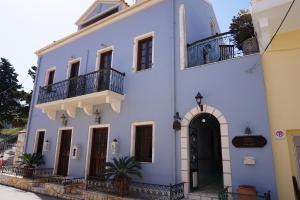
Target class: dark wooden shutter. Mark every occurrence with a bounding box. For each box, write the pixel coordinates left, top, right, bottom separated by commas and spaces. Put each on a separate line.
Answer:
68, 61, 80, 97
89, 128, 108, 177
36, 131, 45, 155
47, 70, 55, 85
69, 62, 80, 78
99, 50, 112, 69
137, 37, 153, 71
135, 125, 153, 162
57, 130, 72, 176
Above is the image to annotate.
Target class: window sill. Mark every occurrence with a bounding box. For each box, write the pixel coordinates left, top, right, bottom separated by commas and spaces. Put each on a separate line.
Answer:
132, 66, 154, 73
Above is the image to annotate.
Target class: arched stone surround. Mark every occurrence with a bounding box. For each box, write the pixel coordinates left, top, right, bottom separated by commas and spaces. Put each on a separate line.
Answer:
180, 104, 232, 194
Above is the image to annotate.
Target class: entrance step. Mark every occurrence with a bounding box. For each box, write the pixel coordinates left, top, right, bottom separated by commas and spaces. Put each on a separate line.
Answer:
187, 192, 218, 200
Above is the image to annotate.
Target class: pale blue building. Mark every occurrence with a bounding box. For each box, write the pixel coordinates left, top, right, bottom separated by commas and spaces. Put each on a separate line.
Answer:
26, 0, 278, 199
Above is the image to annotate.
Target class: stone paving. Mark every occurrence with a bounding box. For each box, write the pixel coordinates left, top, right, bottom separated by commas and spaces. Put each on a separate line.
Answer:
0, 184, 59, 200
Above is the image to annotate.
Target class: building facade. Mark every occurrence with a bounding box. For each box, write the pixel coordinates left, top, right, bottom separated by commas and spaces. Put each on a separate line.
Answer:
26, 0, 277, 198
252, 0, 300, 199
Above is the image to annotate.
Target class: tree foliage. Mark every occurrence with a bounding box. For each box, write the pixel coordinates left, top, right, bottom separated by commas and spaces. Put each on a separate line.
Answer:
229, 10, 255, 50
0, 58, 36, 129
28, 66, 37, 83
0, 58, 23, 127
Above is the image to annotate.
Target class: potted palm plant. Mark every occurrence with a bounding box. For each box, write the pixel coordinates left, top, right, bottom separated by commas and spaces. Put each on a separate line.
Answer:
104, 156, 142, 197
17, 153, 45, 178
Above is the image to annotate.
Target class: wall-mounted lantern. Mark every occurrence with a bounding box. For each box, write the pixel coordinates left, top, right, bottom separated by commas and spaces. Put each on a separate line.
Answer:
195, 92, 204, 111
245, 126, 252, 135
94, 109, 101, 124
61, 114, 68, 126
71, 145, 80, 160
111, 139, 119, 155
43, 140, 50, 152
173, 112, 182, 131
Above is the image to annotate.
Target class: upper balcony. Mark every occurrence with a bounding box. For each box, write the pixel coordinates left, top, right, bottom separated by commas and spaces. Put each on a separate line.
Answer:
187, 32, 259, 68
36, 68, 125, 120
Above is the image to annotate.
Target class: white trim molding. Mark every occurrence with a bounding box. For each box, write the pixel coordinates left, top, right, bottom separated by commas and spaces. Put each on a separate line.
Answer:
33, 129, 46, 154
180, 105, 231, 195
67, 57, 82, 79
85, 124, 111, 179
130, 121, 155, 163
75, 0, 129, 26
53, 127, 74, 176
95, 46, 114, 70
179, 4, 187, 70
132, 32, 155, 72
44, 67, 56, 86
35, 0, 163, 56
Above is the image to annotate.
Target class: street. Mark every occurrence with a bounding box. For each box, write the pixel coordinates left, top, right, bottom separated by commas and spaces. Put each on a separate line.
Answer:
0, 185, 59, 200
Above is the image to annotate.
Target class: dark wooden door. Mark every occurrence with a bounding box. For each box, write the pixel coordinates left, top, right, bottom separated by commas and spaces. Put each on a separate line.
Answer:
98, 51, 112, 91
57, 130, 72, 176
89, 128, 108, 177
36, 131, 45, 155
68, 62, 80, 97
99, 51, 112, 69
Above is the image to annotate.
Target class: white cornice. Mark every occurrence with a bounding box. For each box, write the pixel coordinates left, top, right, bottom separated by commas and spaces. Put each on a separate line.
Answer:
35, 0, 163, 56
75, 0, 129, 26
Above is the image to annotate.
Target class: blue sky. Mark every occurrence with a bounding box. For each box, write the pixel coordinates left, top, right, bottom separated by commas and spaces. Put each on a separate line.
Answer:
0, 0, 250, 92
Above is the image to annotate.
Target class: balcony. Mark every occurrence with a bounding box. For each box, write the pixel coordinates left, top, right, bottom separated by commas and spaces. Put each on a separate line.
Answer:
36, 68, 125, 120
187, 32, 259, 68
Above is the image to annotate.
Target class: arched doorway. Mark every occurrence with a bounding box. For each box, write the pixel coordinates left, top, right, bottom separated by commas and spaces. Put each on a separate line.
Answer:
180, 105, 231, 195
189, 113, 223, 192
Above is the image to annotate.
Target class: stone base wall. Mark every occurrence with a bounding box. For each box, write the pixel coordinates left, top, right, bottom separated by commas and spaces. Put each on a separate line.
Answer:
0, 175, 37, 190
0, 175, 135, 200
13, 131, 26, 165
84, 191, 134, 200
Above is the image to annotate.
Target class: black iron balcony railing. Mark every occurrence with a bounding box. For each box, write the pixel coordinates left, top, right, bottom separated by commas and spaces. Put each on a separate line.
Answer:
86, 176, 184, 200
187, 32, 259, 67
37, 68, 125, 104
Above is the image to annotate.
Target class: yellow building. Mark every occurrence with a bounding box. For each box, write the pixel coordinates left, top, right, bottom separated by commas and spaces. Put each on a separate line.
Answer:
252, 0, 300, 199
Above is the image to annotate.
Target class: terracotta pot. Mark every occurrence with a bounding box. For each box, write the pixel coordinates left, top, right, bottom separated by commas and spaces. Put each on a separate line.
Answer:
21, 168, 34, 178
114, 178, 130, 197
238, 185, 257, 200
242, 37, 259, 55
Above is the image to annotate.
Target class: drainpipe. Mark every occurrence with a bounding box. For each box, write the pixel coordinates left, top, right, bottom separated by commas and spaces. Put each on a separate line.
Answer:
171, 0, 177, 184
24, 56, 43, 153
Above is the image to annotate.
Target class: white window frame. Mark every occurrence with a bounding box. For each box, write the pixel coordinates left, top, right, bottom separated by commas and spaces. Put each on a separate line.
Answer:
33, 129, 46, 154
44, 67, 56, 86
67, 57, 81, 79
53, 127, 73, 176
85, 124, 111, 179
130, 121, 155, 163
132, 32, 155, 72
95, 46, 114, 71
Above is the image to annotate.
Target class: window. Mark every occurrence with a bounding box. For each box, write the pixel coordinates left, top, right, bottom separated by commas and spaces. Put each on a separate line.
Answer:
133, 124, 153, 162
35, 131, 45, 155
137, 37, 153, 71
99, 50, 112, 69
45, 68, 56, 86
45, 68, 55, 92
47, 70, 55, 85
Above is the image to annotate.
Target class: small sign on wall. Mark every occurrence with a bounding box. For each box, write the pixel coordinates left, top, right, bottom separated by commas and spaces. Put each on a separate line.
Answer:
275, 130, 286, 140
